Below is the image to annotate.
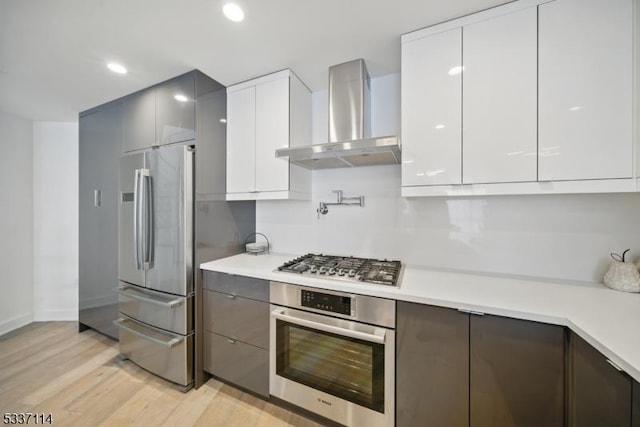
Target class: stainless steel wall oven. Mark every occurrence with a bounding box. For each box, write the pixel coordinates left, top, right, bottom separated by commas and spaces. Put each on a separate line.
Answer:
270, 281, 395, 427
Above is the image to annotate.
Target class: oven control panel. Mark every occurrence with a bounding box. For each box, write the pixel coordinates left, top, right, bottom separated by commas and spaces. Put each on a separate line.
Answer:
301, 290, 351, 315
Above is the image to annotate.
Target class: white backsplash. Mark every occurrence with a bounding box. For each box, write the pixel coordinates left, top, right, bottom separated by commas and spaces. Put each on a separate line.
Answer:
256, 73, 640, 283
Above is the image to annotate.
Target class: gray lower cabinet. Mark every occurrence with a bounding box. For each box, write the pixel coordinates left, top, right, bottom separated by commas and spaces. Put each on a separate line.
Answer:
470, 314, 564, 427
397, 302, 565, 427
202, 272, 269, 397
203, 331, 269, 397
204, 290, 269, 349
397, 302, 469, 427
569, 332, 632, 427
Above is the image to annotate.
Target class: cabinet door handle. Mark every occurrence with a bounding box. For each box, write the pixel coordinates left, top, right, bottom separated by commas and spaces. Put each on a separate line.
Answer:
606, 358, 623, 372
227, 294, 236, 299
227, 338, 236, 344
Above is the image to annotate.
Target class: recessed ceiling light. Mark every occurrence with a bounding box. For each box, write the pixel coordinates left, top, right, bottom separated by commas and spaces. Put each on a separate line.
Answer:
107, 62, 127, 74
174, 94, 188, 102
219, 118, 227, 123
223, 3, 245, 22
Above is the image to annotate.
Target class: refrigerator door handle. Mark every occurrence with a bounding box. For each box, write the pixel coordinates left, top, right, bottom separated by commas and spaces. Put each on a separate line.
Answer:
146, 173, 154, 267
116, 285, 184, 308
139, 168, 152, 270
133, 169, 144, 270
114, 318, 184, 348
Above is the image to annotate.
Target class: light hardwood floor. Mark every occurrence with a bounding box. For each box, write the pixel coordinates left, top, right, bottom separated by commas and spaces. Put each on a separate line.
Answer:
0, 322, 323, 427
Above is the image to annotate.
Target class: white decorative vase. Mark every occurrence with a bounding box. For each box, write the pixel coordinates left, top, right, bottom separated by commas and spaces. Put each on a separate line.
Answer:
603, 260, 640, 293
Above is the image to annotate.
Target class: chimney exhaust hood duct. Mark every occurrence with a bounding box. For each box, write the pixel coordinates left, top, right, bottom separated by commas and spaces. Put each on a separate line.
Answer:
276, 59, 400, 170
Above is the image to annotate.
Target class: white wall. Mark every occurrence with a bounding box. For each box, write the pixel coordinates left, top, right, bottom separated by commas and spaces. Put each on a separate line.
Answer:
0, 111, 34, 334
33, 122, 79, 320
257, 74, 640, 283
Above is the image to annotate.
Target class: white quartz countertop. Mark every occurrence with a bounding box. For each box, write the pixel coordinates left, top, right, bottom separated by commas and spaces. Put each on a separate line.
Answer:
201, 253, 640, 383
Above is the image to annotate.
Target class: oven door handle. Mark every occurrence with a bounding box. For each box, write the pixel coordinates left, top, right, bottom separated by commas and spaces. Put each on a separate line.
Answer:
271, 309, 386, 344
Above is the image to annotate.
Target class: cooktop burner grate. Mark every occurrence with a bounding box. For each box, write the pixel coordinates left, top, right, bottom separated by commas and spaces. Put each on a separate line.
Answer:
276, 254, 402, 286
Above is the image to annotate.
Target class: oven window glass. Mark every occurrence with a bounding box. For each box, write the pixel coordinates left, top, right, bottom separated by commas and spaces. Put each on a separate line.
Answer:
276, 320, 385, 413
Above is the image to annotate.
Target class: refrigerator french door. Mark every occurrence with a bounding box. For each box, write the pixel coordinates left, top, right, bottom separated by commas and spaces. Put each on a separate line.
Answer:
116, 144, 194, 389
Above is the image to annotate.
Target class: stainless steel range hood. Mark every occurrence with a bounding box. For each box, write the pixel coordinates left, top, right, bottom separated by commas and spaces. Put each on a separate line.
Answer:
276, 59, 400, 170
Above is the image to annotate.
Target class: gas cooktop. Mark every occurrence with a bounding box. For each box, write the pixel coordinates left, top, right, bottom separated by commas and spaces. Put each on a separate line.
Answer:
276, 254, 402, 286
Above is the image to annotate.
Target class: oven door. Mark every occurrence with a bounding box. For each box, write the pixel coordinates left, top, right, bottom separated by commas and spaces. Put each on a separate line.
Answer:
270, 305, 394, 427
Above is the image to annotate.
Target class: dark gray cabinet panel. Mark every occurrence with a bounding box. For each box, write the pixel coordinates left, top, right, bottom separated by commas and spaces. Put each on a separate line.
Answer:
569, 332, 631, 427
633, 380, 640, 427
156, 72, 195, 145
203, 290, 269, 349
123, 89, 155, 152
470, 315, 564, 427
398, 302, 565, 427
203, 271, 268, 302
397, 302, 469, 427
202, 271, 269, 396
78, 102, 122, 339
204, 331, 269, 397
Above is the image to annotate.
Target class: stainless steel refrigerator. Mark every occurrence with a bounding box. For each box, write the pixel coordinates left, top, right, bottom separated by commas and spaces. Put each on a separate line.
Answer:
116, 144, 196, 389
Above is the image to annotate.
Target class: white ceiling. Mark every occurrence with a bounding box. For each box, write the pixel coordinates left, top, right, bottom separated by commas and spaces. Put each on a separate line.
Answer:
0, 0, 511, 121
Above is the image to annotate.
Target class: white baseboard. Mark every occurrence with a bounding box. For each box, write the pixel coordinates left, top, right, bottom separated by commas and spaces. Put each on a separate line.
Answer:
33, 309, 78, 322
0, 312, 34, 336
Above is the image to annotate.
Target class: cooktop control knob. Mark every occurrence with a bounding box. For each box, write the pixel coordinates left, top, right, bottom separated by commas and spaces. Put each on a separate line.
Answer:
328, 268, 336, 275
337, 269, 346, 276
309, 266, 317, 273
319, 267, 327, 274
348, 269, 357, 277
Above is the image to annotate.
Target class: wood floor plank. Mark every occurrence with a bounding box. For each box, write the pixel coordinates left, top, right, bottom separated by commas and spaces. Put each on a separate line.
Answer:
159, 381, 222, 427
0, 322, 324, 427
20, 346, 120, 405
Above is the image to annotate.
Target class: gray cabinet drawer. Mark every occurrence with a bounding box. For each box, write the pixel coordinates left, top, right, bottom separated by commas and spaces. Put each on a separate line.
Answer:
203, 271, 268, 302
203, 290, 269, 349
203, 331, 269, 397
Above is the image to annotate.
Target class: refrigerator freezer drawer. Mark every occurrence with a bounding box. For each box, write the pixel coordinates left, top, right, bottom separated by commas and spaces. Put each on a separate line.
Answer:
116, 316, 193, 387
117, 283, 193, 335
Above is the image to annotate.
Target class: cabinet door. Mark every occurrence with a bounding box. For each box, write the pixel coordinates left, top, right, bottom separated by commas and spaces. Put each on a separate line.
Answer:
255, 77, 289, 192
463, 8, 537, 184
123, 89, 156, 152
226, 86, 256, 193
633, 380, 640, 427
396, 302, 469, 427
156, 73, 196, 146
79, 102, 122, 339
402, 28, 462, 186
569, 332, 631, 427
470, 315, 564, 427
538, 0, 633, 181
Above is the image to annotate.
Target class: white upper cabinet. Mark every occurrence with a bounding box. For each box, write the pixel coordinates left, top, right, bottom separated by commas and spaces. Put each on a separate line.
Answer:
538, 0, 633, 181
226, 70, 311, 200
402, 0, 636, 197
255, 77, 289, 192
226, 86, 256, 193
402, 28, 462, 187
463, 8, 537, 184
